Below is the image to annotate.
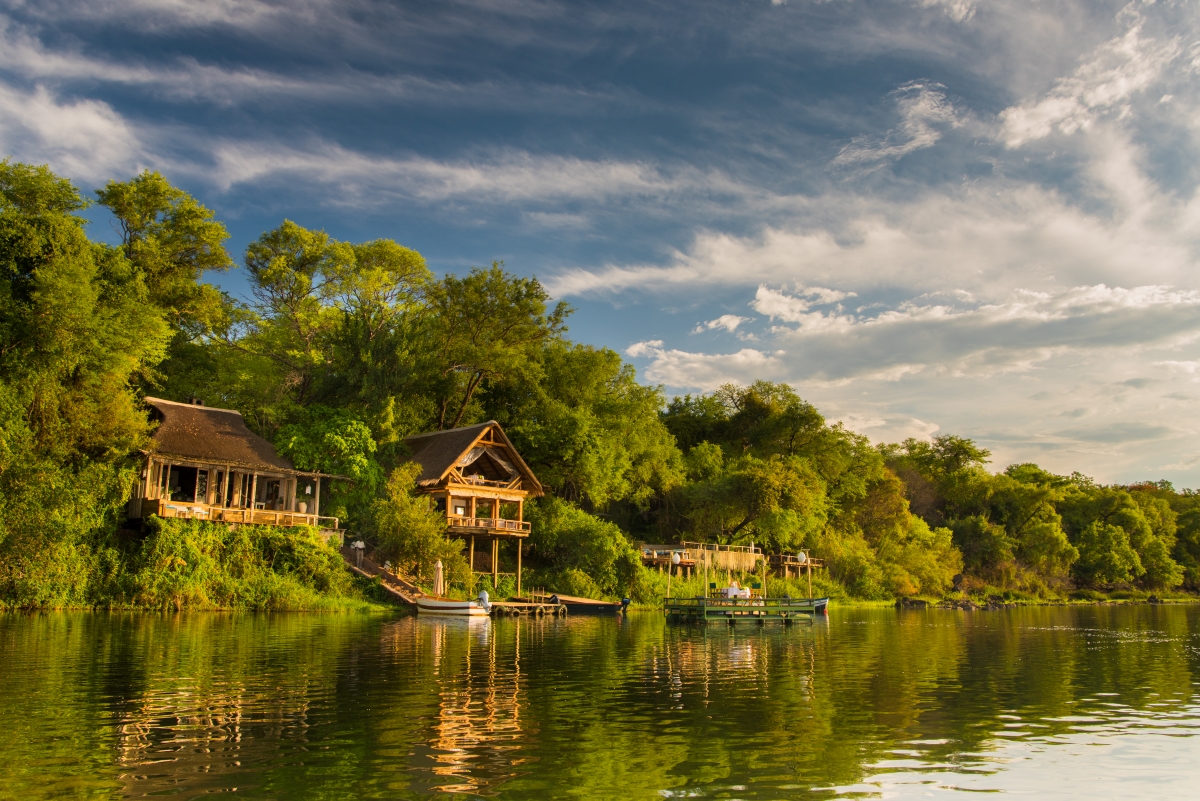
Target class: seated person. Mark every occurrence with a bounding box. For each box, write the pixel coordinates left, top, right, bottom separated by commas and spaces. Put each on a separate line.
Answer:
722, 581, 751, 599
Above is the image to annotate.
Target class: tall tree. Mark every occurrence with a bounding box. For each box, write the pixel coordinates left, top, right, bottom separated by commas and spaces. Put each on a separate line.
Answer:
426, 263, 569, 429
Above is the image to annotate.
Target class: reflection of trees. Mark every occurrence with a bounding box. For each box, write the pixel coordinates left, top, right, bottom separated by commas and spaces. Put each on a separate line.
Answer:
0, 606, 1197, 799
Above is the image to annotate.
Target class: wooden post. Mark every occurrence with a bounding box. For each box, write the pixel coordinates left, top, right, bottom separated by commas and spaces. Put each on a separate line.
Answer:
469, 496, 476, 521
313, 476, 321, 517
249, 473, 259, 516
807, 558, 812, 599
221, 467, 230, 508
517, 540, 522, 597
469, 535, 475, 574
492, 538, 499, 589
517, 498, 524, 522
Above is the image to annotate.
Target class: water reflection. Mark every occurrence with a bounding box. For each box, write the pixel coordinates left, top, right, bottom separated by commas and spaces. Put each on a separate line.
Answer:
0, 606, 1198, 799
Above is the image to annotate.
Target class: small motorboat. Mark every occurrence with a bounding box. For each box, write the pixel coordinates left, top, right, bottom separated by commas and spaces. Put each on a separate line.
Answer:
415, 595, 491, 616
415, 562, 492, 616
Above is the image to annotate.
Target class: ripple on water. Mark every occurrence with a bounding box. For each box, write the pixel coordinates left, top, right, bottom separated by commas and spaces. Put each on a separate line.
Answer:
1, 605, 1199, 799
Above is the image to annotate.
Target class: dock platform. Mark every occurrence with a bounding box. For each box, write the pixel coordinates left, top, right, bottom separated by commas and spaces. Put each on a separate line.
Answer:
664, 596, 828, 624
489, 601, 568, 617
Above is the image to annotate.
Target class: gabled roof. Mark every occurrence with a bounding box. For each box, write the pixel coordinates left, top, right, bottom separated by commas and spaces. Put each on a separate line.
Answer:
144, 397, 298, 474
404, 421, 544, 496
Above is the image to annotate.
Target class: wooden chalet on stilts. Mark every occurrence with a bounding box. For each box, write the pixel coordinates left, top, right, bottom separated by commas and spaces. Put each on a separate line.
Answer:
404, 421, 543, 595
127, 397, 343, 535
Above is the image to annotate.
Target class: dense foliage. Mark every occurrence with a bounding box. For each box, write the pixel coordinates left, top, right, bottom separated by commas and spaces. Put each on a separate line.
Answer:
1, 161, 1195, 607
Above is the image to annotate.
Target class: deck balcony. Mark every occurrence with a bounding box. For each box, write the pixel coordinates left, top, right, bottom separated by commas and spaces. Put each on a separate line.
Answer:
447, 515, 531, 537
142, 498, 340, 532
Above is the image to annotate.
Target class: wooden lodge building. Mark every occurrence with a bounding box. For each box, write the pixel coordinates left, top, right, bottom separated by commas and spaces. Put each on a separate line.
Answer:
127, 397, 342, 532
404, 421, 543, 594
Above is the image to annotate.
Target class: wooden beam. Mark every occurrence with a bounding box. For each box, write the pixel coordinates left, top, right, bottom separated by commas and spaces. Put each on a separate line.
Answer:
249, 473, 259, 512
313, 477, 321, 517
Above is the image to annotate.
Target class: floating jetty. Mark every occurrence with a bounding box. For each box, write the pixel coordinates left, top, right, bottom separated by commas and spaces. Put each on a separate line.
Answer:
664, 596, 829, 624
488, 600, 568, 617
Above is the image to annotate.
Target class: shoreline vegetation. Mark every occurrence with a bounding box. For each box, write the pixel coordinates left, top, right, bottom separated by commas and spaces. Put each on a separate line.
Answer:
4, 160, 1200, 612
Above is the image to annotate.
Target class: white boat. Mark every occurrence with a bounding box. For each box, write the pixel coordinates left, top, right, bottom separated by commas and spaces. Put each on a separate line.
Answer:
415, 596, 491, 616
415, 586, 492, 617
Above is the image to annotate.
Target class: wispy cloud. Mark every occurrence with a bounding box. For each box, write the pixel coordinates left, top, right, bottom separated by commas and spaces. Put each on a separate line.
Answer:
0, 82, 142, 181
1000, 19, 1181, 147
831, 81, 960, 171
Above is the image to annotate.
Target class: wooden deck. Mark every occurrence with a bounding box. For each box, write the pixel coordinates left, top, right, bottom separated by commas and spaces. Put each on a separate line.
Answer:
143, 498, 340, 531
447, 515, 530, 536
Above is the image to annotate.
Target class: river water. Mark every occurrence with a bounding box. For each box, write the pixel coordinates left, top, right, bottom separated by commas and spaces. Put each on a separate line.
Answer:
2, 605, 1198, 799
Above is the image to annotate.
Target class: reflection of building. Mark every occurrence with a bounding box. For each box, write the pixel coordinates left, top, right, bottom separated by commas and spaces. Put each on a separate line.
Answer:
126, 397, 342, 532
406, 617, 530, 795
405, 421, 543, 591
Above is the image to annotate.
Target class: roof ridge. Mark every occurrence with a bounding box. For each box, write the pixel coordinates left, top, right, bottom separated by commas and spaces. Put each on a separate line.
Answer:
404, 420, 496, 440
144, 396, 242, 415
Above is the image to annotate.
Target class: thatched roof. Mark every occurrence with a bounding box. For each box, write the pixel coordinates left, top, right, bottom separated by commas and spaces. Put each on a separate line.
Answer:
404, 421, 543, 496
144, 397, 298, 474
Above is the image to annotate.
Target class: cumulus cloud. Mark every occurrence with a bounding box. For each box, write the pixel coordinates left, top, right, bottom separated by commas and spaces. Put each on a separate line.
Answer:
750, 285, 856, 323
633, 284, 1200, 389
831, 81, 960, 171
1000, 20, 1181, 147
692, 314, 751, 334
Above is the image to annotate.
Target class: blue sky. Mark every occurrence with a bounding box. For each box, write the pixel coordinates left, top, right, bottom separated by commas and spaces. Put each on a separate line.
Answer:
4, 0, 1200, 485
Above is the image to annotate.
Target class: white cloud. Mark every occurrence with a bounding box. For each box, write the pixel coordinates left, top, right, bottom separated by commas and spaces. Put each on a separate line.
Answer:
625, 340, 784, 389
207, 142, 704, 204
631, 284, 1200, 392
916, 0, 976, 23
6, 0, 290, 31
750, 285, 856, 323
832, 81, 960, 170
548, 160, 1200, 299
692, 314, 751, 334
0, 82, 142, 181
1000, 20, 1181, 147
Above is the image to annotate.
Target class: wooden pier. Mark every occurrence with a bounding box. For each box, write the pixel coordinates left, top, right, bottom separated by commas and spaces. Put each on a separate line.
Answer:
664, 596, 828, 624
488, 601, 568, 617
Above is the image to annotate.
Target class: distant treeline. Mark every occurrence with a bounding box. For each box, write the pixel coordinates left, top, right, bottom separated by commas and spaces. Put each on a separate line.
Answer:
1, 160, 1196, 608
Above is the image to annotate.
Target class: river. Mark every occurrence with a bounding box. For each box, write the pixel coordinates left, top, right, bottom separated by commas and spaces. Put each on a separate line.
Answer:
2, 605, 1198, 799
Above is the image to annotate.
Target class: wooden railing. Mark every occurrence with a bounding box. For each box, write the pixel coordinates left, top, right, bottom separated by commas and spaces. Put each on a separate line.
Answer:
144, 499, 339, 530
447, 515, 530, 534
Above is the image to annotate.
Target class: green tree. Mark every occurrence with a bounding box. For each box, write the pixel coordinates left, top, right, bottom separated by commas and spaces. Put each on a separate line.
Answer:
426, 263, 570, 429
369, 463, 469, 589
0, 161, 170, 607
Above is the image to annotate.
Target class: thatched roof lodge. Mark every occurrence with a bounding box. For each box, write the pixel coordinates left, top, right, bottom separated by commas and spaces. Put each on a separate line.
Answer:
404, 420, 542, 592
127, 397, 342, 531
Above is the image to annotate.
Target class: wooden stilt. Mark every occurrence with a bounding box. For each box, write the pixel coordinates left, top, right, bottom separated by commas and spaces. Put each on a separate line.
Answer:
517, 540, 522, 597
492, 538, 499, 589
469, 536, 475, 574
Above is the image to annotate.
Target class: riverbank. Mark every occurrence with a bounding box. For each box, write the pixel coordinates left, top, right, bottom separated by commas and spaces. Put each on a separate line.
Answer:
0, 519, 405, 612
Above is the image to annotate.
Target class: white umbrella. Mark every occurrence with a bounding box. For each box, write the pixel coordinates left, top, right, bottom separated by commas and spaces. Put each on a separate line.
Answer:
433, 559, 445, 597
